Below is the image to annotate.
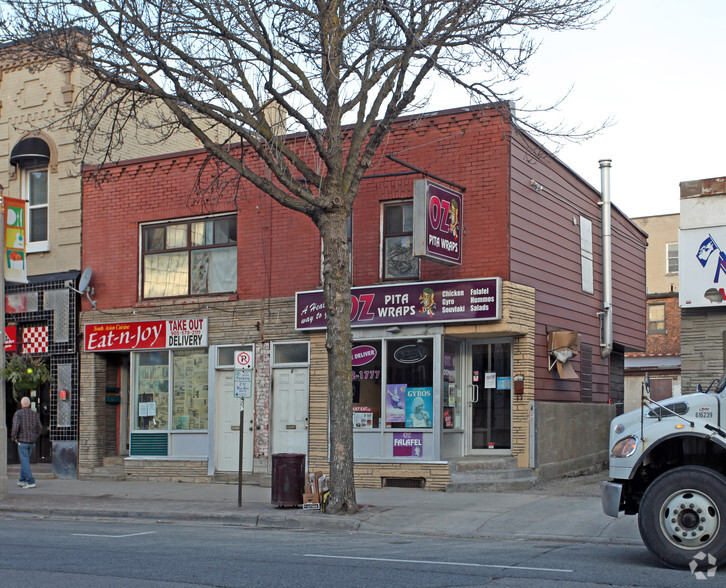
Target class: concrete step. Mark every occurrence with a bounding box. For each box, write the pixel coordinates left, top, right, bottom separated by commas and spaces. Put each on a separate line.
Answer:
7, 463, 56, 480
449, 455, 520, 473
103, 456, 125, 467
82, 468, 126, 481
446, 477, 537, 492
446, 456, 536, 492
449, 467, 535, 482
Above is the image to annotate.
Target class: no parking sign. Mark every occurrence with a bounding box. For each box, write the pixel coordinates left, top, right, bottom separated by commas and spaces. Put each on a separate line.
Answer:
234, 350, 253, 370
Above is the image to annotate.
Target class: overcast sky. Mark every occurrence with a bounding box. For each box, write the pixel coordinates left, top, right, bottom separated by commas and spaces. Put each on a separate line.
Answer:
428, 0, 724, 220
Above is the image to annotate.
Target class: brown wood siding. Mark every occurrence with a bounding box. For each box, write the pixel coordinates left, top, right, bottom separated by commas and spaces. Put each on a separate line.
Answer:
610, 209, 647, 351
508, 133, 646, 403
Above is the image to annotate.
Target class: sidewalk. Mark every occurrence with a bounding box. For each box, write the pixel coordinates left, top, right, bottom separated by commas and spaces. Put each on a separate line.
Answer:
0, 468, 641, 546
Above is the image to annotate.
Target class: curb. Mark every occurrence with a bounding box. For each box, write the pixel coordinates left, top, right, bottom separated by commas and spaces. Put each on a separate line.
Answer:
0, 504, 642, 547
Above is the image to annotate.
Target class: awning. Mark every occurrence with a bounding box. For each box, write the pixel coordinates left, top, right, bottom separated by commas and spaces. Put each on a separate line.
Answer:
10, 137, 50, 168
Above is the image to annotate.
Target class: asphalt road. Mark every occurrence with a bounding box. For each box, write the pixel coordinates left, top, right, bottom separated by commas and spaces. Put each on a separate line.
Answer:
0, 516, 707, 587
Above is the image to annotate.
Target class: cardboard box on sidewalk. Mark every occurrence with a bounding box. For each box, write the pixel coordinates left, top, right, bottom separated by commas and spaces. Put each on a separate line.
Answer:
302, 492, 321, 510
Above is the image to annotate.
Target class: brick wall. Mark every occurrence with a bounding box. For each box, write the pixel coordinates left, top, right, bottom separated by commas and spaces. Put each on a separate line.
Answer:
81, 106, 514, 317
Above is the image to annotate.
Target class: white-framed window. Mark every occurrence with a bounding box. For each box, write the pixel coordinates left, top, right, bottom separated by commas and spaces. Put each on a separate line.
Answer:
382, 200, 419, 280
23, 167, 49, 250
12, 137, 51, 253
141, 214, 237, 298
666, 242, 679, 274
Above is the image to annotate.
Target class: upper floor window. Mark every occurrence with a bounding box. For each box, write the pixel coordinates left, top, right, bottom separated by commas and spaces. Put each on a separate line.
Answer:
382, 200, 419, 280
647, 303, 666, 334
11, 137, 50, 252
666, 242, 678, 274
141, 215, 237, 298
24, 168, 48, 245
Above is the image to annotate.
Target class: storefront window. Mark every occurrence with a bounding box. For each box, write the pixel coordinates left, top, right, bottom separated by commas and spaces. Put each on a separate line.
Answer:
386, 338, 433, 428
352, 341, 382, 428
135, 351, 169, 430
134, 349, 209, 432
172, 349, 209, 430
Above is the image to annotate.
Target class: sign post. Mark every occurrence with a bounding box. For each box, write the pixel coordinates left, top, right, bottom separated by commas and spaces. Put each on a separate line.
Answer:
243, 398, 245, 508
233, 350, 254, 508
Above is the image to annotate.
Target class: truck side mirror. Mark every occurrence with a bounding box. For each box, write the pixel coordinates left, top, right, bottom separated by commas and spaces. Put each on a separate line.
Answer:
697, 384, 703, 393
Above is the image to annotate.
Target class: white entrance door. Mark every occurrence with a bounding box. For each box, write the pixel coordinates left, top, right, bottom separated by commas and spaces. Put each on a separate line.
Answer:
272, 368, 309, 455
215, 370, 254, 472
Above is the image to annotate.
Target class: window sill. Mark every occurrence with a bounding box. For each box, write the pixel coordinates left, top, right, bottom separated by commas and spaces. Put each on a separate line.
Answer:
135, 294, 235, 307
27, 242, 50, 253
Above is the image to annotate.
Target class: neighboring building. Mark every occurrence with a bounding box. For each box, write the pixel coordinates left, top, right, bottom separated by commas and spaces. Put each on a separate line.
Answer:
679, 177, 726, 393
625, 214, 681, 412
78, 104, 646, 489
0, 42, 212, 476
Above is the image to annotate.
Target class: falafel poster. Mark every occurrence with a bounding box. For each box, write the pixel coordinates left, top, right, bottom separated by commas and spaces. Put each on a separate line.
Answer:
296, 277, 501, 330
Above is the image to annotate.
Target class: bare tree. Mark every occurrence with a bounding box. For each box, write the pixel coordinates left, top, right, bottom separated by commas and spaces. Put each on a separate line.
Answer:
0, 0, 609, 514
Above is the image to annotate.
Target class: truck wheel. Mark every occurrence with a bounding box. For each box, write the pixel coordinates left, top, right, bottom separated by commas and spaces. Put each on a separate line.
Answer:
638, 466, 726, 568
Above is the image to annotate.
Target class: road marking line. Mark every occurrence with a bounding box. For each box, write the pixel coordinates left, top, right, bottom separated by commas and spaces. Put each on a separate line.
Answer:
303, 554, 572, 573
72, 531, 157, 538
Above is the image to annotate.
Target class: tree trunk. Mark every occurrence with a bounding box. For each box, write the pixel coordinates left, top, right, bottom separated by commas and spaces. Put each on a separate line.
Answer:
317, 208, 358, 515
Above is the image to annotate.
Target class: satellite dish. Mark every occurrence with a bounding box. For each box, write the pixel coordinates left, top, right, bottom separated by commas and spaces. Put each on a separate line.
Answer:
69, 267, 98, 309
78, 267, 93, 293
70, 267, 92, 294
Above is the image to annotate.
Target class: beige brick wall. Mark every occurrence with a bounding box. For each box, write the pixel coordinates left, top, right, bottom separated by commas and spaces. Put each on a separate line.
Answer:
124, 459, 209, 483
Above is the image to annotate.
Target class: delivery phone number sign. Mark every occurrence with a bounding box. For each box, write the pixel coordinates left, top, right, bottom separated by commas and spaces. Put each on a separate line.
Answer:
85, 318, 208, 352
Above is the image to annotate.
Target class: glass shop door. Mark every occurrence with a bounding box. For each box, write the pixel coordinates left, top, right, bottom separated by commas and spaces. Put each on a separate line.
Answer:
467, 341, 512, 453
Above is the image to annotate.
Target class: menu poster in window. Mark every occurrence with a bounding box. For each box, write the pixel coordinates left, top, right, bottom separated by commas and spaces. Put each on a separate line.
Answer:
497, 377, 511, 390
353, 412, 373, 428
443, 353, 455, 383
443, 408, 455, 429
405, 387, 433, 428
447, 383, 456, 407
386, 384, 406, 423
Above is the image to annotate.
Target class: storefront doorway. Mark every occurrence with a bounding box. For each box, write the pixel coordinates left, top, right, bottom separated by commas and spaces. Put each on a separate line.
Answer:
467, 341, 512, 453
215, 369, 254, 472
271, 367, 309, 455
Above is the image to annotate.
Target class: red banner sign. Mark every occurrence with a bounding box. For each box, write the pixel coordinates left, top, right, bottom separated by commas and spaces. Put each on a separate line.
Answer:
85, 318, 208, 352
5, 325, 17, 351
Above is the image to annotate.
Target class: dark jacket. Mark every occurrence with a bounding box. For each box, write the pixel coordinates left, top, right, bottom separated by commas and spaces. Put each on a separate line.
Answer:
11, 406, 42, 443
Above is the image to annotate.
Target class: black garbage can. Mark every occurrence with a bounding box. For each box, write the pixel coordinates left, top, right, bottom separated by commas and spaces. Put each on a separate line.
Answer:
271, 453, 306, 507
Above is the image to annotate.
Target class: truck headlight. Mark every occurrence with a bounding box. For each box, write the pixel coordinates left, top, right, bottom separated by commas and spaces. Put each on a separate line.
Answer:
611, 435, 638, 458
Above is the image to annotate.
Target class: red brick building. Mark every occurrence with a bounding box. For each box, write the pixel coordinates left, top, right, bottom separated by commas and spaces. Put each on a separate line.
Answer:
79, 104, 646, 489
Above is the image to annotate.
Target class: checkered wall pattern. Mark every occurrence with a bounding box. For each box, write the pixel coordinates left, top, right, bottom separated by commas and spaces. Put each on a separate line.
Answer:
22, 325, 49, 354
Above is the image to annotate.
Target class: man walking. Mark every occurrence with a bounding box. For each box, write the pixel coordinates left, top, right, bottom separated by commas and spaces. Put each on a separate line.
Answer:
11, 396, 43, 488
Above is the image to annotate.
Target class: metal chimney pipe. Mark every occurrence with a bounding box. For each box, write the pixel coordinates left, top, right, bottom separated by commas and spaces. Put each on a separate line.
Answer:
599, 159, 613, 358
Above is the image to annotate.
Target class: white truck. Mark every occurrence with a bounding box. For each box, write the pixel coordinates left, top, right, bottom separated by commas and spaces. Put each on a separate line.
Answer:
602, 371, 726, 568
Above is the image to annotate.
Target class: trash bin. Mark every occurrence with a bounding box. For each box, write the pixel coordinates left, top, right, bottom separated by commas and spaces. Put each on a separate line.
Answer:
271, 453, 306, 507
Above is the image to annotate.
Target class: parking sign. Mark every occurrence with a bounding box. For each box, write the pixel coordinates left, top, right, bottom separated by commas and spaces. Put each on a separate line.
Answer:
234, 350, 253, 370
